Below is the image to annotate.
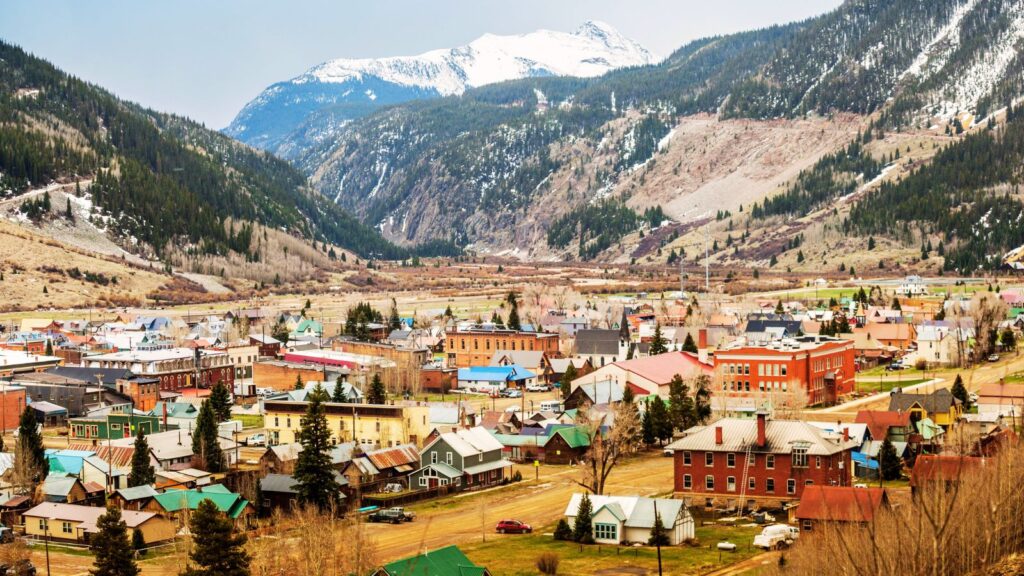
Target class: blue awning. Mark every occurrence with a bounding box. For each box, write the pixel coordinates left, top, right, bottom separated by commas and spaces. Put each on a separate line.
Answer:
852, 451, 879, 470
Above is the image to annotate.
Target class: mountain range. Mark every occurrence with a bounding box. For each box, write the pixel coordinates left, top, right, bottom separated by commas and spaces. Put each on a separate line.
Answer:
224, 21, 655, 157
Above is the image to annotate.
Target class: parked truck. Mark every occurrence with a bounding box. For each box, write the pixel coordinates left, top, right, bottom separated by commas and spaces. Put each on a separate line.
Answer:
752, 524, 799, 549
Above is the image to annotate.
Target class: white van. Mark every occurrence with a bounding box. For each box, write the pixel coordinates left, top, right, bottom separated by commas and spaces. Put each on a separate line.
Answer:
752, 524, 799, 549
539, 400, 562, 412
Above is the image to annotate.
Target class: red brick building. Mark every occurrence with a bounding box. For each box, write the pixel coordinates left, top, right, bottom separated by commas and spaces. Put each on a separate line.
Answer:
0, 384, 27, 432
714, 336, 855, 406
446, 326, 560, 369
84, 349, 234, 393
667, 412, 858, 509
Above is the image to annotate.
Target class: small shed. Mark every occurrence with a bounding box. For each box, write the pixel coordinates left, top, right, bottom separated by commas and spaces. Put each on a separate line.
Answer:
30, 401, 68, 427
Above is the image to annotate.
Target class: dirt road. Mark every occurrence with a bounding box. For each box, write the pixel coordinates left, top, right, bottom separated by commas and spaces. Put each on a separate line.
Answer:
366, 453, 674, 563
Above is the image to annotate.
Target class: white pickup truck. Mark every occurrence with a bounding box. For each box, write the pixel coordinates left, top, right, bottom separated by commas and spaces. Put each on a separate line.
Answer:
753, 524, 799, 549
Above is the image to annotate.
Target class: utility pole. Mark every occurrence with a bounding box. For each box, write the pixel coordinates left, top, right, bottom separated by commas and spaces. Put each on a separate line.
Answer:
704, 223, 710, 293
654, 500, 663, 576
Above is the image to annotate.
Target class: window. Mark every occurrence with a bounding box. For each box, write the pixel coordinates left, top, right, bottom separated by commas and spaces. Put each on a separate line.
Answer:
683, 451, 692, 466
38, 519, 47, 531
781, 365, 788, 376
683, 474, 692, 489
727, 453, 735, 468
805, 480, 814, 486
766, 479, 775, 493
446, 452, 453, 465
705, 475, 715, 490
286, 417, 291, 428
594, 523, 618, 541
749, 478, 756, 492
815, 456, 822, 469
802, 520, 813, 532
431, 452, 438, 464
744, 364, 750, 375
766, 455, 775, 469
792, 445, 809, 468
705, 452, 714, 466
748, 452, 756, 466
787, 479, 796, 494
62, 521, 73, 534
727, 476, 736, 492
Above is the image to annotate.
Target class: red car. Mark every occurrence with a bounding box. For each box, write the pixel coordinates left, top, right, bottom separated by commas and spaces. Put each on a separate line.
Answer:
495, 519, 532, 534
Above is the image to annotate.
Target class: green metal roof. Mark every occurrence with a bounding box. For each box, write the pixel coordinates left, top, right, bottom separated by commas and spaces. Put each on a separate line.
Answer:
380, 545, 487, 576
153, 488, 249, 519
543, 426, 591, 449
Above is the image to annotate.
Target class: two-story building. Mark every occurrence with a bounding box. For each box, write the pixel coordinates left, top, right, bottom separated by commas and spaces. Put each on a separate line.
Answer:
887, 388, 962, 429
446, 325, 559, 369
666, 412, 859, 509
409, 427, 511, 490
713, 336, 855, 406
263, 400, 432, 448
84, 348, 234, 393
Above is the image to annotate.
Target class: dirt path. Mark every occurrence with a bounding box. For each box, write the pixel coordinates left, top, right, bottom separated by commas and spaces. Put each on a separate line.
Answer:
702, 551, 779, 575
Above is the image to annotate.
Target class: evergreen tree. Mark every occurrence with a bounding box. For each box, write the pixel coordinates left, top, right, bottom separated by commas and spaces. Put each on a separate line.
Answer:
331, 375, 347, 403
649, 396, 672, 445
127, 428, 155, 488
294, 374, 304, 391
648, 508, 669, 546
775, 299, 784, 314
950, 374, 970, 410
367, 373, 387, 404
625, 343, 635, 360
45, 339, 54, 356
181, 499, 249, 576
208, 381, 232, 423
649, 322, 668, 355
667, 375, 694, 433
388, 298, 401, 330
692, 375, 713, 424
891, 297, 902, 311
506, 291, 522, 331
682, 333, 698, 353
89, 506, 140, 576
191, 401, 224, 473
294, 383, 342, 510
560, 363, 577, 402
16, 406, 45, 482
1001, 328, 1017, 351
879, 438, 902, 481
572, 493, 594, 544
641, 403, 656, 446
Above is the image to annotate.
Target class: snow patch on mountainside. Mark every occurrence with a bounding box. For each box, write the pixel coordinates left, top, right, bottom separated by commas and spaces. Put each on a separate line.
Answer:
300, 21, 655, 95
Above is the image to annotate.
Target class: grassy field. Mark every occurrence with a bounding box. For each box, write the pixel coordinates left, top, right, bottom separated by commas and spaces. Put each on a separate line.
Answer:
855, 378, 928, 394
231, 414, 264, 428
460, 522, 762, 576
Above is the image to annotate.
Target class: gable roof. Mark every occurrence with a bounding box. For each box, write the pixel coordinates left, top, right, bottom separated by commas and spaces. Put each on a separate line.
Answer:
543, 426, 591, 449
153, 486, 250, 518
795, 486, 888, 522
575, 329, 621, 355
855, 410, 912, 440
854, 323, 915, 342
116, 485, 160, 501
666, 418, 858, 456
888, 388, 959, 414
379, 545, 488, 576
612, 351, 712, 385
564, 494, 686, 530
910, 455, 985, 487
489, 350, 545, 368
24, 502, 159, 532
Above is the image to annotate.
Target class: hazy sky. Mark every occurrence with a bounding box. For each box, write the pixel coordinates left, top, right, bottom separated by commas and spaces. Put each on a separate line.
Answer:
1, 1, 842, 128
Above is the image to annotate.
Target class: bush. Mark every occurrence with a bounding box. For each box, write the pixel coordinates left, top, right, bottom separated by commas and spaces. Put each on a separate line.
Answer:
536, 552, 560, 575
553, 519, 573, 541
512, 470, 522, 482
914, 358, 927, 371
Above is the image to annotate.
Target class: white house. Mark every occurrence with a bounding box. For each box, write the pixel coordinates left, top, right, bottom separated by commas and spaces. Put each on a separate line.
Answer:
896, 276, 927, 296
564, 494, 694, 545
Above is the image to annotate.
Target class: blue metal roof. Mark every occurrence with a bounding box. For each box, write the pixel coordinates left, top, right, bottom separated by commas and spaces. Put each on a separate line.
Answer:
457, 364, 536, 382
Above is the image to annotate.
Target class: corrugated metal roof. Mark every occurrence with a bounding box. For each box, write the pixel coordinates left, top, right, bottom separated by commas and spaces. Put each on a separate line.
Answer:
366, 444, 419, 470
462, 459, 512, 476
565, 494, 687, 529
665, 417, 858, 456
24, 502, 156, 530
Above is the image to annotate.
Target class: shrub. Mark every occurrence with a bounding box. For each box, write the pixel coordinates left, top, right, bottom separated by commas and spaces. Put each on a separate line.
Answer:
914, 358, 927, 371
553, 519, 572, 541
536, 552, 560, 575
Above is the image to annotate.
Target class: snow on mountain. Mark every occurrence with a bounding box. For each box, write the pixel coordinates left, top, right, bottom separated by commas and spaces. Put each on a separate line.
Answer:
225, 21, 654, 154
303, 20, 655, 94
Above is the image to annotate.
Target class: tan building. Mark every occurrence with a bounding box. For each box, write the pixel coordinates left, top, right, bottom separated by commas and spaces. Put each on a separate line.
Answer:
264, 400, 432, 448
446, 328, 559, 369
334, 340, 430, 393
22, 502, 176, 545
253, 360, 349, 392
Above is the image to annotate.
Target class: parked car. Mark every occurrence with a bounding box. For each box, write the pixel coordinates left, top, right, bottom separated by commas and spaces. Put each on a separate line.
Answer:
368, 509, 406, 524
662, 448, 674, 457
0, 560, 35, 576
505, 389, 523, 398
495, 519, 532, 534
505, 405, 522, 413
0, 525, 12, 544
525, 384, 549, 392
386, 507, 416, 521
885, 362, 904, 371
969, 392, 979, 403
246, 433, 266, 447
753, 524, 799, 550
988, 354, 1000, 362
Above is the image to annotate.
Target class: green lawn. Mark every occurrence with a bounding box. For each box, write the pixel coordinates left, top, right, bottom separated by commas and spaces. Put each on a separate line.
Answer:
231, 414, 264, 428
855, 378, 928, 394
461, 522, 762, 576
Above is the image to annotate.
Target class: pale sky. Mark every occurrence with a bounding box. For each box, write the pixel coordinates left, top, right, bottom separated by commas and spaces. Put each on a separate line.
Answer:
1, 1, 843, 128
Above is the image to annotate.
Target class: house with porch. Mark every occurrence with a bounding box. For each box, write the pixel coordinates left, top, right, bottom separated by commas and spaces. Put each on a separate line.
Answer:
563, 494, 695, 545
409, 427, 511, 491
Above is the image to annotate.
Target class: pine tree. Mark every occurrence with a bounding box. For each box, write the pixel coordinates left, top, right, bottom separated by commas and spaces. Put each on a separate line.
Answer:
506, 291, 522, 331
1001, 328, 1017, 352
626, 343, 635, 360
648, 508, 669, 546
127, 428, 155, 488
667, 375, 693, 433
367, 373, 386, 404
89, 506, 140, 576
891, 297, 902, 311
682, 333, 697, 353
294, 374, 304, 391
294, 383, 342, 510
388, 298, 401, 330
641, 403, 656, 446
16, 406, 45, 483
692, 375, 712, 424
775, 300, 784, 314
181, 499, 249, 576
649, 396, 672, 445
560, 363, 577, 401
331, 375, 347, 403
66, 197, 74, 222
208, 381, 231, 422
191, 401, 224, 473
879, 438, 902, 481
553, 518, 573, 541
950, 374, 970, 410
572, 493, 594, 544
45, 339, 54, 356
649, 322, 667, 355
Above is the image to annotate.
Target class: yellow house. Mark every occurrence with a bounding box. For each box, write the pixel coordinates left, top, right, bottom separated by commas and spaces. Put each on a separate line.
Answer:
22, 502, 176, 545
887, 388, 963, 428
264, 401, 433, 448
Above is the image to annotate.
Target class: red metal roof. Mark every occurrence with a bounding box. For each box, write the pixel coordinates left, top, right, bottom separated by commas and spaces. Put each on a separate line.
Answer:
854, 410, 912, 441
795, 486, 888, 523
366, 445, 419, 470
910, 455, 984, 488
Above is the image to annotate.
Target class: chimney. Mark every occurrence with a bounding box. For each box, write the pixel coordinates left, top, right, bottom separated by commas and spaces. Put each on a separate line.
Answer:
715, 426, 723, 445
842, 427, 850, 442
756, 411, 767, 448
697, 329, 709, 364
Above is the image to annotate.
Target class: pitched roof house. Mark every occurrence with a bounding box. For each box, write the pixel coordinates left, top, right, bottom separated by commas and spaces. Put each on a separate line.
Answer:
794, 486, 889, 531
887, 388, 962, 427
371, 545, 490, 576
410, 427, 511, 491
570, 351, 713, 400
564, 494, 695, 545
855, 410, 913, 443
